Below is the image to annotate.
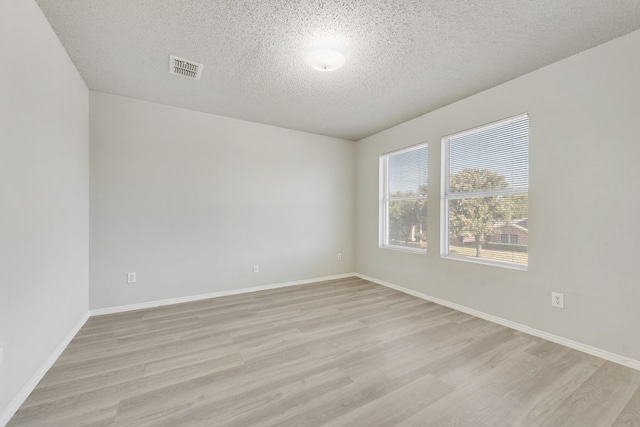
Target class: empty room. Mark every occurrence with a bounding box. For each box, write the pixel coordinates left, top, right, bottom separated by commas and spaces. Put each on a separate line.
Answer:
2, 0, 640, 425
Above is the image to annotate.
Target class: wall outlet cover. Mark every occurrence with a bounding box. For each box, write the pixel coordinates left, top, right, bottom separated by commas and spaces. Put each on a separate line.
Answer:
552, 292, 565, 309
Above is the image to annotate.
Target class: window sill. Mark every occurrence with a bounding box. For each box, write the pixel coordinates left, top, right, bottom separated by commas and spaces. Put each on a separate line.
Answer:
380, 245, 427, 255
441, 254, 527, 271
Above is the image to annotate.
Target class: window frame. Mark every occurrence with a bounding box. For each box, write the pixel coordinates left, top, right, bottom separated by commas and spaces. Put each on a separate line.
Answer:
440, 114, 529, 270
379, 142, 429, 254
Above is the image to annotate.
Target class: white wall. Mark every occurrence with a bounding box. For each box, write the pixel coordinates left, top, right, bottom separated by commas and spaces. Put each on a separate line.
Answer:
90, 92, 354, 310
356, 30, 640, 361
0, 0, 89, 421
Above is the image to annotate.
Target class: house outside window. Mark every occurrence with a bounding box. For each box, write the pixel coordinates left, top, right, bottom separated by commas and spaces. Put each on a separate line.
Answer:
380, 143, 428, 253
441, 114, 529, 269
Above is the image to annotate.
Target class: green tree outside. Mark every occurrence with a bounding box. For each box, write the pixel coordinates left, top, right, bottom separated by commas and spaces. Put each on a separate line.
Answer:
389, 184, 427, 245
504, 194, 529, 219
386, 169, 527, 256
448, 169, 511, 257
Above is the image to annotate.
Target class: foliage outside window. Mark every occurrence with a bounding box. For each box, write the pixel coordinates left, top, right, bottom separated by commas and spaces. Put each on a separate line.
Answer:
442, 115, 529, 268
380, 143, 428, 252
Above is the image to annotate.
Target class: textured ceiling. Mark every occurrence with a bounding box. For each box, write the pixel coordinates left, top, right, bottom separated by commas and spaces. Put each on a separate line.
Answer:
35, 0, 640, 141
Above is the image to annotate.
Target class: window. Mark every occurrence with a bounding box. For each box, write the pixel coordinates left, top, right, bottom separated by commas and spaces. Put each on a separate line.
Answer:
442, 114, 529, 268
380, 143, 428, 252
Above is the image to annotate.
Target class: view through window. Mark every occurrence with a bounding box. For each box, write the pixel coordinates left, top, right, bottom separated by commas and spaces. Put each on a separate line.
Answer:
380, 143, 428, 252
442, 115, 529, 268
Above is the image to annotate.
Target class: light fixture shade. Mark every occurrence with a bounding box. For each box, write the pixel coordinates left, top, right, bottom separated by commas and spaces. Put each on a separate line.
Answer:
306, 48, 345, 72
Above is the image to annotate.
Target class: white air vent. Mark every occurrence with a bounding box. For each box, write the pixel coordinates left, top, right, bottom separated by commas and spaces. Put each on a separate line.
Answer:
169, 55, 203, 80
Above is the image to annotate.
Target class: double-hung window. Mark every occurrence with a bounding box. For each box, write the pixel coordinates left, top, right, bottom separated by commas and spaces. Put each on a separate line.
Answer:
442, 115, 529, 268
380, 143, 428, 252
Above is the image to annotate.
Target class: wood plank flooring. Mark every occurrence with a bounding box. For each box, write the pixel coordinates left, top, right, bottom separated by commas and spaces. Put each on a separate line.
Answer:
8, 277, 640, 426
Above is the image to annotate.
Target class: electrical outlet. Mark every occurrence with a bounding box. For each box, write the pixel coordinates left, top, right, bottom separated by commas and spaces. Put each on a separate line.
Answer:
551, 292, 565, 309
337, 252, 342, 261
253, 264, 259, 274
127, 272, 136, 284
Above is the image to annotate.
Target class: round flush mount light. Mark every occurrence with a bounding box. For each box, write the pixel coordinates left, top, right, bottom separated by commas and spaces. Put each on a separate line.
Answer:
306, 48, 345, 72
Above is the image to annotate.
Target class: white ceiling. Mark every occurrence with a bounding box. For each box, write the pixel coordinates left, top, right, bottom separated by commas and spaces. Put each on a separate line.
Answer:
35, 0, 640, 141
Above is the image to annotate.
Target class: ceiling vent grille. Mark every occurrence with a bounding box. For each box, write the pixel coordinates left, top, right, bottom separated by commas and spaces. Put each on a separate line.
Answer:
169, 55, 203, 80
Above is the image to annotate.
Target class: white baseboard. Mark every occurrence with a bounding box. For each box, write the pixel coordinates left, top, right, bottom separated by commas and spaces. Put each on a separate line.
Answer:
90, 273, 357, 316
0, 311, 90, 427
355, 273, 640, 371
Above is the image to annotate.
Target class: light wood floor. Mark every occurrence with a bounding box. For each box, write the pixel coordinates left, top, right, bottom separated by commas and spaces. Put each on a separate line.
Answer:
9, 277, 640, 426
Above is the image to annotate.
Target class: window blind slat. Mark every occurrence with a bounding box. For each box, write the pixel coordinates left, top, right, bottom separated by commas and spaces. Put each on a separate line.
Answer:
388, 145, 428, 195
448, 115, 529, 194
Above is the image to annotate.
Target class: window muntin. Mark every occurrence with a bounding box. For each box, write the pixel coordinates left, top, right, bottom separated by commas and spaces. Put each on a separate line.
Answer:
380, 143, 428, 252
442, 115, 529, 269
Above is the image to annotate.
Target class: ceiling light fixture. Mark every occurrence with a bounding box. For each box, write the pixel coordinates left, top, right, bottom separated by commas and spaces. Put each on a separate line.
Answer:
306, 48, 345, 72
